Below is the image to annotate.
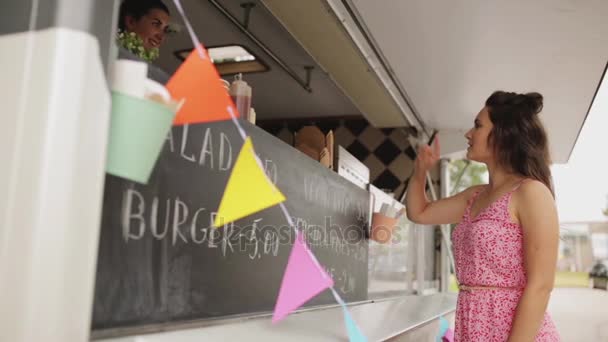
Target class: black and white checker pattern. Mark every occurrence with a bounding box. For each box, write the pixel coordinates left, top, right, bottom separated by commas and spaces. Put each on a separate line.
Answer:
258, 118, 416, 197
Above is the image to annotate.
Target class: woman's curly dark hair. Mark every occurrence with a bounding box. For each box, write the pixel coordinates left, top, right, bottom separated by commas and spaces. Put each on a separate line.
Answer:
485, 91, 554, 196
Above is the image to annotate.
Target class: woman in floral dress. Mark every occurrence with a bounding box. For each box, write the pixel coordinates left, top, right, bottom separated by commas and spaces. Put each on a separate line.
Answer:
406, 91, 560, 341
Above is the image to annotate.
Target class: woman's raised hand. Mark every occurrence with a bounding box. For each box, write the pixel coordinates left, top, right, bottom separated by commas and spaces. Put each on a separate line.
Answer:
414, 137, 440, 175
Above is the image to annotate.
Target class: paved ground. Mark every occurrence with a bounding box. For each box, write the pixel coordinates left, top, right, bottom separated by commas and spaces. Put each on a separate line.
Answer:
548, 287, 608, 341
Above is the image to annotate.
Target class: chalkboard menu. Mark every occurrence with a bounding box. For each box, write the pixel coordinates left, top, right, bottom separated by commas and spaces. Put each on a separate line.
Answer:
92, 120, 369, 331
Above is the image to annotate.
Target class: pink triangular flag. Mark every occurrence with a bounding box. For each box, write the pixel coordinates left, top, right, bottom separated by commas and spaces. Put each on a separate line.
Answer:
442, 328, 454, 342
272, 231, 334, 323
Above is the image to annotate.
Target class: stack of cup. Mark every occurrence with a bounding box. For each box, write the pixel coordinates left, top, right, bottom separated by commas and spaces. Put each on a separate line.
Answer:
370, 197, 406, 244
106, 60, 179, 184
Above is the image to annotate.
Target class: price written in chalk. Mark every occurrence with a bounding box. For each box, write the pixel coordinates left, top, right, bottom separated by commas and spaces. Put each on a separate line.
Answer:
122, 189, 282, 260
324, 266, 357, 294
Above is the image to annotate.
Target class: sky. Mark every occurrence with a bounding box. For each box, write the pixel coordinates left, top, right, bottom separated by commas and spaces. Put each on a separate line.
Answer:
552, 73, 608, 223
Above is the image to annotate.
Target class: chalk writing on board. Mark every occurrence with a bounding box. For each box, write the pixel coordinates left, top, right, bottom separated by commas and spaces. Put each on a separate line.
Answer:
303, 175, 367, 219
260, 157, 278, 185
324, 266, 357, 294
121, 188, 364, 262
292, 215, 367, 263
166, 125, 233, 171
122, 188, 283, 259
166, 125, 280, 186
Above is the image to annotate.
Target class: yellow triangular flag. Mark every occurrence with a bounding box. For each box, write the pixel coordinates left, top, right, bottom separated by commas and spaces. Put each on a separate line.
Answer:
214, 137, 286, 227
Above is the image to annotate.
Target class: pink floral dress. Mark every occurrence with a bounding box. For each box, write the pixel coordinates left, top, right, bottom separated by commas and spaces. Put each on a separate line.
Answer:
451, 184, 560, 341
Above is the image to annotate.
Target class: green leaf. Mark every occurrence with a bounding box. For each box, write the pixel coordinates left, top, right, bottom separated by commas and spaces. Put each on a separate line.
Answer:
116, 29, 159, 62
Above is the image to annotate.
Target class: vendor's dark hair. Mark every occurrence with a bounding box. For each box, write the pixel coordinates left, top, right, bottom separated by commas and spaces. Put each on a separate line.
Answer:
485, 91, 554, 196
118, 0, 170, 31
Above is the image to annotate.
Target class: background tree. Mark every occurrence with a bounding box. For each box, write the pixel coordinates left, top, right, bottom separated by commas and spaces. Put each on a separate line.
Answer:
449, 159, 488, 195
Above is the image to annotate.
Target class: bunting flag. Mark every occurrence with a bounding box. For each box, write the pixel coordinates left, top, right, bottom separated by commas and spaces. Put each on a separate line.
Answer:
443, 328, 454, 342
437, 316, 449, 341
166, 44, 238, 125
341, 306, 367, 342
214, 137, 285, 227
272, 231, 334, 323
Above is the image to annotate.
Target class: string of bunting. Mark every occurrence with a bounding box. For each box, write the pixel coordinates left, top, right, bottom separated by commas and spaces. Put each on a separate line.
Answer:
437, 316, 454, 342
168, 0, 367, 340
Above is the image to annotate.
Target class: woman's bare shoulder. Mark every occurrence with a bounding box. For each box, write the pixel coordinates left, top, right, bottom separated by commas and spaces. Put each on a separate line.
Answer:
513, 179, 558, 233
517, 179, 552, 200
513, 179, 554, 211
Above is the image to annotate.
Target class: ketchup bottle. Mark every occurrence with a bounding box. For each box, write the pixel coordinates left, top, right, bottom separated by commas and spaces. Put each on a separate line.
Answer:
229, 73, 252, 120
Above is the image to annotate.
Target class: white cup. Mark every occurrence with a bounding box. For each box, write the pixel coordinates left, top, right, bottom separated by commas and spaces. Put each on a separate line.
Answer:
110, 59, 148, 98
144, 79, 171, 104
220, 79, 230, 91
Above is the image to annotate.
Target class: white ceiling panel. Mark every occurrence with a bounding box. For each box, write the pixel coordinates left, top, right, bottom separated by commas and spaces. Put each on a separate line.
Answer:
349, 0, 608, 162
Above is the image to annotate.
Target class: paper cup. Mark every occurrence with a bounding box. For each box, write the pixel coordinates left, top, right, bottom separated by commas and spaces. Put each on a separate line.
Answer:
106, 91, 175, 184
371, 213, 398, 244
144, 78, 171, 104
110, 59, 148, 99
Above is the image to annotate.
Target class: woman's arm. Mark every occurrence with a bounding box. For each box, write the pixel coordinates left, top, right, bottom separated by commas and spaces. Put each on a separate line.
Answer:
507, 180, 559, 342
405, 141, 482, 225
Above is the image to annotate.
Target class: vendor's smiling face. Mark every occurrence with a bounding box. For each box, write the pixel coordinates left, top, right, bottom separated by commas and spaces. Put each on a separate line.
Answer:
125, 8, 170, 50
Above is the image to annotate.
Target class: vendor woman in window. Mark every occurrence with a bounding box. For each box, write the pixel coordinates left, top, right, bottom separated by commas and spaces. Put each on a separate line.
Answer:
117, 0, 171, 62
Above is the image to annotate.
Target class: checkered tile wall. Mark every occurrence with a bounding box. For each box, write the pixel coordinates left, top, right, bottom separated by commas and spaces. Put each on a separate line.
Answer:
258, 118, 417, 198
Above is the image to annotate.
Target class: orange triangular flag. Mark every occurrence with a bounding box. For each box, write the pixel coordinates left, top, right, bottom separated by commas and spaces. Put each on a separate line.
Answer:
214, 137, 286, 227
166, 45, 238, 125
